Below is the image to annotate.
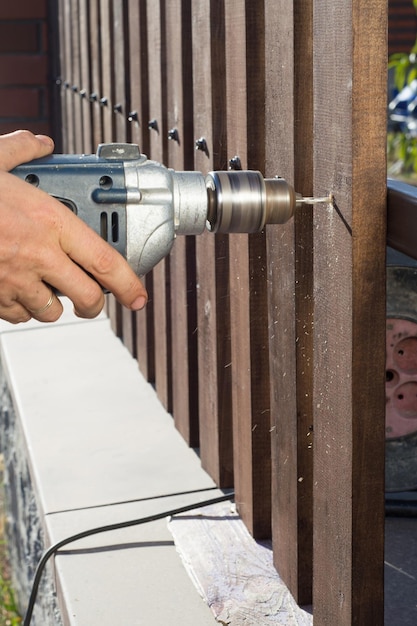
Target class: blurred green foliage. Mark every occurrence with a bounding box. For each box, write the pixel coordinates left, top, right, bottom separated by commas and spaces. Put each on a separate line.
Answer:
388, 0, 417, 179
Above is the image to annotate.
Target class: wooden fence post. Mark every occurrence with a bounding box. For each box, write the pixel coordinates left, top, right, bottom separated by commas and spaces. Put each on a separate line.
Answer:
312, 0, 387, 622
146, 0, 172, 412
191, 0, 233, 486
127, 0, 155, 382
265, 0, 314, 604
165, 0, 200, 445
224, 0, 271, 539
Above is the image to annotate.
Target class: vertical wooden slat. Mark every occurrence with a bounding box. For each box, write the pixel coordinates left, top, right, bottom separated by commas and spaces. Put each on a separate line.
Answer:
100, 0, 121, 334
113, 0, 128, 143
113, 0, 136, 355
128, 0, 155, 382
146, 0, 172, 411
265, 0, 314, 604
99, 0, 114, 144
89, 0, 103, 148
70, 0, 83, 152
60, 0, 75, 152
312, 0, 386, 623
192, 0, 233, 486
165, 0, 199, 445
224, 1, 271, 538
292, 0, 315, 605
78, 0, 93, 152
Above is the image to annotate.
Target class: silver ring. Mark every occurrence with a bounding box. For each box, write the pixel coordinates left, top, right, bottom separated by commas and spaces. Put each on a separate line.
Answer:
29, 291, 55, 315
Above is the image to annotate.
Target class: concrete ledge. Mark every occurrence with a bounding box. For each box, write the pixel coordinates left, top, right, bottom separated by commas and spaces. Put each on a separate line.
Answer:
0, 300, 220, 625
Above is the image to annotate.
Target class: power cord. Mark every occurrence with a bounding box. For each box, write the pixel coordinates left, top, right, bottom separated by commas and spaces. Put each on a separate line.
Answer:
23, 490, 235, 626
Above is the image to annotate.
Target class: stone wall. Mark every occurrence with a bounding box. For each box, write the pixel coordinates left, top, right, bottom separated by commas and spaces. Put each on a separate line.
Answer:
0, 362, 62, 626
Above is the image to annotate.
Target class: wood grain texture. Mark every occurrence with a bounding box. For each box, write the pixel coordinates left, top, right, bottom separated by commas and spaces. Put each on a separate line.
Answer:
70, 0, 83, 153
224, 0, 271, 539
146, 0, 172, 411
169, 502, 312, 625
192, 0, 233, 487
127, 0, 155, 381
165, 0, 199, 445
60, 0, 74, 152
292, 0, 314, 605
265, 0, 314, 604
312, 0, 387, 622
88, 0, 103, 148
78, 0, 93, 152
113, 0, 136, 355
99, 0, 121, 333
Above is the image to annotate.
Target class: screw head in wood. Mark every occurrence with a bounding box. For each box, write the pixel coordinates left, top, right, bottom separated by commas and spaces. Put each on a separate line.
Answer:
195, 137, 209, 156
128, 111, 138, 122
148, 119, 159, 132
228, 156, 242, 170
168, 128, 180, 143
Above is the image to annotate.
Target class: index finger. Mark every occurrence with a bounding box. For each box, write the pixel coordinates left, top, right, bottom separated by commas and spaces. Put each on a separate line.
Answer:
0, 130, 54, 171
60, 208, 148, 310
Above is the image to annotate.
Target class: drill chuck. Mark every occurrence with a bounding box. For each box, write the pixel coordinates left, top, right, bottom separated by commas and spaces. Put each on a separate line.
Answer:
206, 170, 297, 234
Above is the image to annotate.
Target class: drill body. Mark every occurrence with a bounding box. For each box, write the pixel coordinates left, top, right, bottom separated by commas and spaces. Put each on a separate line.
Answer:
12, 143, 298, 276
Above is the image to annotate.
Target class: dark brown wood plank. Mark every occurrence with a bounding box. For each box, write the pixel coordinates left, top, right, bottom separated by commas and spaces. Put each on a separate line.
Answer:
99, 0, 121, 334
312, 0, 386, 622
224, 1, 271, 539
60, 0, 75, 152
78, 0, 93, 152
264, 0, 314, 604
99, 0, 114, 144
112, 0, 128, 142
70, 0, 83, 152
127, 0, 155, 382
127, 0, 149, 154
192, 0, 233, 486
88, 0, 103, 148
146, 0, 172, 411
112, 0, 136, 356
165, 0, 199, 445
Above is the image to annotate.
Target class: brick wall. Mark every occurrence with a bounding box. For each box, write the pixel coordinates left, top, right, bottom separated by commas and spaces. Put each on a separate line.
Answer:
0, 0, 56, 138
389, 0, 417, 55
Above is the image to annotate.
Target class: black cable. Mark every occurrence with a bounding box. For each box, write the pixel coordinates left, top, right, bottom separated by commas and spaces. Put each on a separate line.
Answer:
23, 491, 234, 626
45, 485, 221, 515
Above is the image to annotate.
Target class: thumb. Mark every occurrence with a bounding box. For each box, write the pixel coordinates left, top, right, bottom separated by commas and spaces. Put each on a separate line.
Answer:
0, 130, 54, 171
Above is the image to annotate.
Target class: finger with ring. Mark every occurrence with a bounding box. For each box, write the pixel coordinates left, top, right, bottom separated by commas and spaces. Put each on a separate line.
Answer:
28, 291, 55, 315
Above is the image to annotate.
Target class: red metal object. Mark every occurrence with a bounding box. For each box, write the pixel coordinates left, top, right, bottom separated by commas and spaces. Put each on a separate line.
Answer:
386, 317, 417, 439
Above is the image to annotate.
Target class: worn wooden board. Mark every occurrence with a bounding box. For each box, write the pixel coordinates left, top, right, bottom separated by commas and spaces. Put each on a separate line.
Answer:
78, 0, 92, 152
165, 0, 199, 445
70, 0, 83, 153
88, 0, 103, 148
312, 0, 387, 622
127, 0, 155, 382
192, 0, 233, 487
264, 0, 314, 605
59, 0, 74, 152
111, 0, 136, 356
224, 1, 271, 539
146, 0, 172, 412
168, 502, 312, 625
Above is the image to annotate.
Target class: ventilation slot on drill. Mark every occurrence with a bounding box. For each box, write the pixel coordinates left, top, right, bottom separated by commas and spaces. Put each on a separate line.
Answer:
100, 211, 119, 243
111, 211, 119, 243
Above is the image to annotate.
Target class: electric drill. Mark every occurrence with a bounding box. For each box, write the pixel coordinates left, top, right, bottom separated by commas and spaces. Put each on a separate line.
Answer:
12, 143, 328, 276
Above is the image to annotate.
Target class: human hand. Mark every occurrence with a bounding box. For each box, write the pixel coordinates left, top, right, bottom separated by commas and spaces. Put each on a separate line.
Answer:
0, 130, 148, 323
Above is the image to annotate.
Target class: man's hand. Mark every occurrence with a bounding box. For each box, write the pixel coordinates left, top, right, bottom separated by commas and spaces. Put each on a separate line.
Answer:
0, 130, 148, 323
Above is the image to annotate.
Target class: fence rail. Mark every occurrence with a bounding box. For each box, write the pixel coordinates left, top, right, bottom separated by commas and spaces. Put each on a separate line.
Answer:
56, 1, 388, 623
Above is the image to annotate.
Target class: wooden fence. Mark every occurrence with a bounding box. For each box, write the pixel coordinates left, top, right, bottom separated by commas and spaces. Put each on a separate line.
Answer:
55, 0, 388, 623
